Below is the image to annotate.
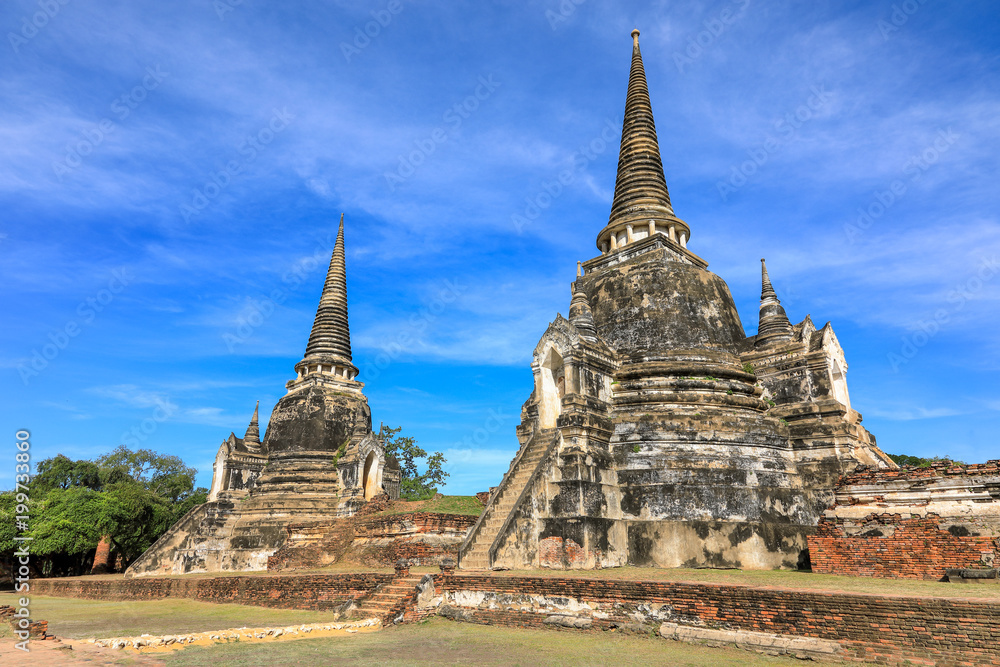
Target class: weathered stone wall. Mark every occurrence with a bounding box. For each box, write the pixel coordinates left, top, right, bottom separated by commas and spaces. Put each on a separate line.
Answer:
432, 574, 1000, 665
580, 245, 746, 355
30, 573, 392, 611
352, 512, 477, 566
809, 461, 1000, 579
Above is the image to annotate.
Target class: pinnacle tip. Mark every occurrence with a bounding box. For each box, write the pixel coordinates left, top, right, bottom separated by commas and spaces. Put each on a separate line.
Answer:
631, 28, 640, 45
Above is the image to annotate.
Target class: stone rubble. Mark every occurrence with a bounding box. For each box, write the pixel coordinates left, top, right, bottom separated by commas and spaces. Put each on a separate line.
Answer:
87, 618, 381, 651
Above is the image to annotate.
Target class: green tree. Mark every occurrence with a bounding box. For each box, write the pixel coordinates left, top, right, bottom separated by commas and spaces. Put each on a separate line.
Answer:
98, 446, 198, 502
379, 425, 449, 501
2, 446, 207, 580
888, 453, 964, 467
34, 454, 101, 492
30, 487, 104, 576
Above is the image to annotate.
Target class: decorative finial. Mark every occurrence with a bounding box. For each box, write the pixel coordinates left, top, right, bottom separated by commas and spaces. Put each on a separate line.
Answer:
577, 261, 582, 278
631, 28, 640, 47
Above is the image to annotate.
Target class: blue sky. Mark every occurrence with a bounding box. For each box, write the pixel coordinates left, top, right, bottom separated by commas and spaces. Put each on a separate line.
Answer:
2, 1, 999, 494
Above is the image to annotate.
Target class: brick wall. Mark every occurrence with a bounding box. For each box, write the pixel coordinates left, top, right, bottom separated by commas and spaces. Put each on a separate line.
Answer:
807, 459, 1000, 580
29, 573, 392, 611
841, 460, 1000, 485
435, 574, 1000, 665
809, 512, 999, 580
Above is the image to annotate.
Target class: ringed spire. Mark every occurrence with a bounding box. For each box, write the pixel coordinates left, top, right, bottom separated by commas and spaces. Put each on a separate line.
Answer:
755, 259, 794, 347
242, 401, 261, 452
597, 29, 689, 254
294, 214, 359, 383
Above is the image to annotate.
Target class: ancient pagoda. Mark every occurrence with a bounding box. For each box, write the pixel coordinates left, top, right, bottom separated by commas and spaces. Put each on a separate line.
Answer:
127, 215, 398, 577
459, 30, 893, 571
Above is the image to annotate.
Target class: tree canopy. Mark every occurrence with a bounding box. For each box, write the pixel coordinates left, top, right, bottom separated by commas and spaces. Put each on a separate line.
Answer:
888, 453, 965, 467
378, 425, 449, 501
1, 446, 206, 579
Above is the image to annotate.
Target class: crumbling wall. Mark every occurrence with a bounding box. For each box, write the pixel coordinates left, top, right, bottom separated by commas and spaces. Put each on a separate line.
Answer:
268, 512, 478, 571
431, 574, 1000, 665
808, 460, 1000, 579
30, 573, 392, 611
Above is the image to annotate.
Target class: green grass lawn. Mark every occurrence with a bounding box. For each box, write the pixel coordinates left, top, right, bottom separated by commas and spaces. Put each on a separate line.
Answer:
379, 494, 484, 516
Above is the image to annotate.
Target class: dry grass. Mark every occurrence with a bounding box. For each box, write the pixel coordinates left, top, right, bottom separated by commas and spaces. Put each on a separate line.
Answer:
0, 595, 872, 666
488, 566, 1000, 600
0, 594, 337, 640
162, 616, 825, 667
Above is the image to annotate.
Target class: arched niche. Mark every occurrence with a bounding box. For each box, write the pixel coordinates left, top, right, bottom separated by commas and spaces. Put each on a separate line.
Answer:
539, 346, 565, 429
208, 444, 228, 502
830, 360, 851, 411
362, 451, 380, 501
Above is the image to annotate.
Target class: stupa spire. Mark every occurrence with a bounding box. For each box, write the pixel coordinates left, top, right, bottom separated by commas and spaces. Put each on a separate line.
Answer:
304, 214, 353, 361
760, 258, 778, 300
755, 259, 793, 347
597, 29, 689, 254
293, 214, 359, 384
243, 401, 261, 451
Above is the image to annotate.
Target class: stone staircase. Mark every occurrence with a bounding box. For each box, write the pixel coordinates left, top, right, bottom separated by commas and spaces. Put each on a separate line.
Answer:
459, 428, 559, 569
349, 573, 425, 624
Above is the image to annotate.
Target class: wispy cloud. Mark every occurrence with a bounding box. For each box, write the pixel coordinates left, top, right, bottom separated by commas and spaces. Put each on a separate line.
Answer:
866, 406, 966, 422
2, 0, 999, 490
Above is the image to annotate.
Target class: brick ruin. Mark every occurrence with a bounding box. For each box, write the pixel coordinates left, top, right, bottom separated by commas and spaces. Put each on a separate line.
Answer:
809, 460, 1000, 579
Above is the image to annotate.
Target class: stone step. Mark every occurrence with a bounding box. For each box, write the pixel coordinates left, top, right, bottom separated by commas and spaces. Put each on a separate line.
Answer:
382, 583, 420, 591
367, 595, 401, 603
369, 591, 414, 601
